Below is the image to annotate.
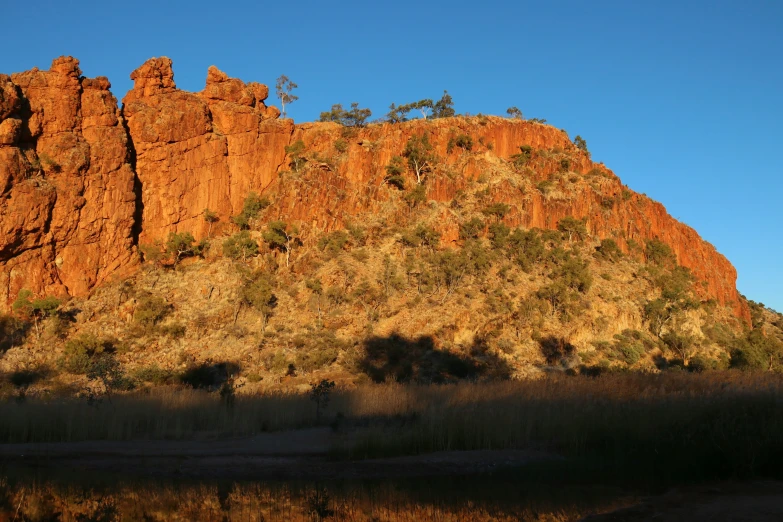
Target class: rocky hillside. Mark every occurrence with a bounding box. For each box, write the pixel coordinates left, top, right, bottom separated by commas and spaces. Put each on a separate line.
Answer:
2, 56, 778, 391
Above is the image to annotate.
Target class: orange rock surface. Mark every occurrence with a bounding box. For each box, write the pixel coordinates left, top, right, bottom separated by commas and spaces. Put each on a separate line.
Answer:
0, 57, 751, 323
0, 57, 136, 306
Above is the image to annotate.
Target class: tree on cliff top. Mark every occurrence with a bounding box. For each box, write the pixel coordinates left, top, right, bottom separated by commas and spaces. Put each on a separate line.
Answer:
275, 75, 298, 119
319, 103, 372, 127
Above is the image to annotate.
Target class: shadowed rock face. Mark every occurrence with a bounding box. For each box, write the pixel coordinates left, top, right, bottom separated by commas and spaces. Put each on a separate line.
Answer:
0, 57, 751, 323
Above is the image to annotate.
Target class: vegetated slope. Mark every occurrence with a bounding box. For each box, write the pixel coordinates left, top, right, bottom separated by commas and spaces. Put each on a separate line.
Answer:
2, 56, 779, 391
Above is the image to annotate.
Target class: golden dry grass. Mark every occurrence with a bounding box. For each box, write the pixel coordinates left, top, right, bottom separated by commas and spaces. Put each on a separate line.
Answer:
2, 372, 782, 479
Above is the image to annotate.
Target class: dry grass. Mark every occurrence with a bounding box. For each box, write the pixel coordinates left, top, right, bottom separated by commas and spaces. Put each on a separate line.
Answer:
0, 478, 633, 522
2, 372, 783, 479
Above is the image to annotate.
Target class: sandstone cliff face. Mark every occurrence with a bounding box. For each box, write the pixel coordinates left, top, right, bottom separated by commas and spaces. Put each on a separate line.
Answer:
0, 57, 750, 323
122, 58, 290, 243
0, 57, 136, 306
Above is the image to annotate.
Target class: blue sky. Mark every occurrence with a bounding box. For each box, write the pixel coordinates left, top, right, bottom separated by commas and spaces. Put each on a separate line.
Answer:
1, 0, 781, 311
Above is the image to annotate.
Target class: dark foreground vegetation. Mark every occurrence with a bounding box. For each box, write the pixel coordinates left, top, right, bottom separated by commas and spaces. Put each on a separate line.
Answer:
2, 372, 782, 484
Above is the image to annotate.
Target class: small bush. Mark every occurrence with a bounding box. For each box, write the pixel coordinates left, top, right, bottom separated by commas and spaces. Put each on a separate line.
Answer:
62, 334, 115, 375
134, 294, 171, 329
223, 231, 259, 261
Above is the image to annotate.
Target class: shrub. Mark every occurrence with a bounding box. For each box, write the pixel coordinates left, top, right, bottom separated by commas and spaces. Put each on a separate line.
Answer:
319, 103, 372, 127
384, 156, 406, 189
231, 192, 270, 230
645, 239, 676, 267
559, 158, 571, 171
317, 230, 351, 257
507, 228, 545, 272
240, 271, 277, 331
402, 134, 437, 184
506, 107, 523, 119
551, 255, 593, 293
509, 145, 532, 167
595, 238, 622, 261
454, 134, 473, 151
488, 223, 511, 249
285, 140, 308, 172
404, 184, 427, 207
62, 334, 114, 374
573, 135, 588, 154
165, 232, 196, 265
557, 216, 587, 242
134, 294, 171, 329
482, 203, 511, 222
334, 139, 348, 153
459, 217, 484, 240
536, 180, 554, 194
223, 231, 259, 261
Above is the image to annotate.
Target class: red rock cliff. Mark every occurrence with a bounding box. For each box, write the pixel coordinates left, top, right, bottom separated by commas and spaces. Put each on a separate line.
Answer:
0, 57, 751, 323
0, 57, 136, 305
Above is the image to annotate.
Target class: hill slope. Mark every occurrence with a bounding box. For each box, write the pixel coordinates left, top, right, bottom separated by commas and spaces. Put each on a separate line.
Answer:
2, 56, 778, 390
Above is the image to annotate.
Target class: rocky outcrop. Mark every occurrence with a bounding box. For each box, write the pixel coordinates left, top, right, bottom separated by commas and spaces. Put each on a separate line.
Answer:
0, 57, 751, 323
122, 58, 290, 243
0, 57, 136, 305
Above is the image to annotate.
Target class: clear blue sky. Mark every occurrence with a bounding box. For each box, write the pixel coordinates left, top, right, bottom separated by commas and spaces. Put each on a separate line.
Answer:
2, 0, 781, 311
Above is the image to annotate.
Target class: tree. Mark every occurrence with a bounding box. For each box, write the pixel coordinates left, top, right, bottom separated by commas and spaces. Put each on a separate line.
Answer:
482, 203, 511, 222
506, 107, 523, 119
404, 184, 427, 208
284, 140, 308, 173
319, 103, 372, 127
552, 256, 593, 293
557, 216, 587, 242
139, 241, 165, 268
263, 221, 299, 267
536, 282, 575, 318
240, 271, 277, 331
402, 134, 437, 184
231, 192, 270, 230
645, 239, 676, 267
165, 231, 196, 265
459, 217, 484, 240
223, 231, 259, 262
509, 145, 533, 168
432, 90, 455, 118
662, 332, 697, 366
574, 135, 588, 154
203, 209, 219, 238
12, 289, 60, 338
275, 75, 298, 119
87, 352, 131, 402
309, 379, 335, 422
386, 103, 407, 124
384, 156, 406, 189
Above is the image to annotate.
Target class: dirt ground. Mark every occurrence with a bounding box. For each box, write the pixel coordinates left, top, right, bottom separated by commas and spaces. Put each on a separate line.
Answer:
582, 481, 783, 522
0, 427, 554, 480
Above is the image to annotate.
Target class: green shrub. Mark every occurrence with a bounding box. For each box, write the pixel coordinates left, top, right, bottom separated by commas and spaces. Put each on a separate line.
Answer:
645, 239, 676, 267
231, 192, 270, 230
317, 230, 351, 257
134, 294, 171, 328
334, 139, 348, 153
454, 134, 473, 151
223, 231, 259, 261
595, 238, 622, 261
62, 334, 114, 374
459, 218, 484, 240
